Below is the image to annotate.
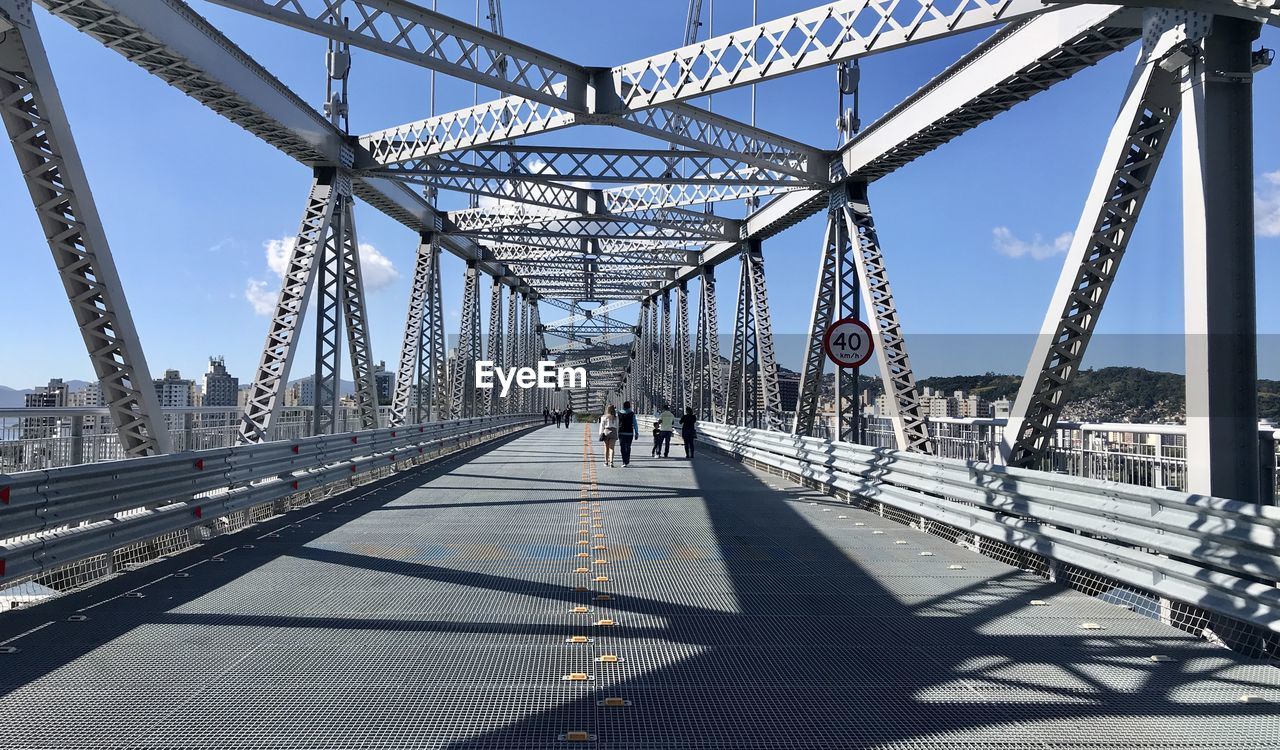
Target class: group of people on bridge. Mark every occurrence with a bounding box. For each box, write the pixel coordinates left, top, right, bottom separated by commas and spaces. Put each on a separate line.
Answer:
542, 406, 575, 428
596, 402, 698, 468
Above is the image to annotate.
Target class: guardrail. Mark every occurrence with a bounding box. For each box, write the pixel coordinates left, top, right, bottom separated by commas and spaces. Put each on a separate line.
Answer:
696, 422, 1280, 644
0, 414, 539, 587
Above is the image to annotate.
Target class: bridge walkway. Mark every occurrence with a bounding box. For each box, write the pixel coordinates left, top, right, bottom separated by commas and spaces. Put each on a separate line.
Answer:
0, 424, 1277, 749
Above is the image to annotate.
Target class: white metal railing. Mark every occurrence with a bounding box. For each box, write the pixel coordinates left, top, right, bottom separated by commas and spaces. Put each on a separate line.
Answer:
1, 405, 397, 472
810, 413, 1278, 500
0, 414, 539, 586
696, 422, 1280, 637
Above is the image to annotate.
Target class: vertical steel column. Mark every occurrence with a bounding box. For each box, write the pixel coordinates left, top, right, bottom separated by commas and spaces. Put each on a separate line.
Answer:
676, 282, 691, 410
531, 298, 546, 413
506, 286, 519, 414
1003, 19, 1188, 467
0, 4, 171, 454
426, 245, 447, 421
832, 200, 861, 443
484, 276, 504, 415
726, 251, 752, 426
794, 211, 841, 437
650, 300, 660, 411
1183, 15, 1262, 502
633, 300, 648, 408
844, 184, 931, 453
311, 195, 343, 436
451, 261, 481, 418
699, 266, 721, 422
239, 172, 338, 443
390, 234, 432, 426
745, 241, 783, 432
660, 291, 672, 408
337, 196, 379, 430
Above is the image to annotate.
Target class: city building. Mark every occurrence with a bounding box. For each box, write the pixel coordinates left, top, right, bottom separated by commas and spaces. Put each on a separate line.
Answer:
153, 369, 196, 409
991, 399, 1013, 419
201, 357, 239, 407
374, 361, 394, 406
777, 371, 800, 412
21, 378, 69, 440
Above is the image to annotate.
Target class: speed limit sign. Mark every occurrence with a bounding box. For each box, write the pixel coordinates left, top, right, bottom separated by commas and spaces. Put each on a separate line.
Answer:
823, 318, 874, 368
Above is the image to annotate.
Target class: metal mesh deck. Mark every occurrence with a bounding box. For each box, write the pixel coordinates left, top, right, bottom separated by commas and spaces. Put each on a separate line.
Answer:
1, 426, 1277, 749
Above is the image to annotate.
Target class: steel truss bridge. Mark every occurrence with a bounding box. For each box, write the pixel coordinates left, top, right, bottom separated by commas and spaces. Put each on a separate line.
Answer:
1, 0, 1279, 747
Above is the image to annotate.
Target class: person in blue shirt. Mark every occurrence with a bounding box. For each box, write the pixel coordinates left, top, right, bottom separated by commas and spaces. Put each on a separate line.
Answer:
616, 402, 639, 467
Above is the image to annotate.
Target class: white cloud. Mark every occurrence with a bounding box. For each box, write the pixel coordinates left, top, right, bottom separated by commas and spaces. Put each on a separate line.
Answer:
357, 242, 399, 290
992, 226, 1071, 260
1257, 170, 1280, 238
264, 236, 295, 278
244, 278, 276, 316
245, 237, 397, 315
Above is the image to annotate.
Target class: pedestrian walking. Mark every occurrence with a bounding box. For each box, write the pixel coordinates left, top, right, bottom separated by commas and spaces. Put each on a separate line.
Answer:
655, 404, 675, 458
680, 406, 698, 458
599, 406, 619, 467
563, 406, 574, 428
553, 408, 561, 426
617, 401, 639, 467
542, 407, 550, 425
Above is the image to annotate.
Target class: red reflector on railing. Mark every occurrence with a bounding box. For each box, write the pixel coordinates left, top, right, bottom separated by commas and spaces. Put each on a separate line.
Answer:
418, 447, 424, 454
194, 458, 204, 470
389, 454, 396, 461
351, 436, 358, 444
0, 486, 9, 504
193, 506, 202, 519
391, 431, 396, 438
419, 427, 424, 433
291, 481, 299, 490
291, 445, 300, 454
350, 466, 357, 473
0, 559, 5, 577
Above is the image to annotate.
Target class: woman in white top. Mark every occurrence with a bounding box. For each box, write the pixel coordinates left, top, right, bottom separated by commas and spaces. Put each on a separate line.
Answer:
599, 405, 619, 467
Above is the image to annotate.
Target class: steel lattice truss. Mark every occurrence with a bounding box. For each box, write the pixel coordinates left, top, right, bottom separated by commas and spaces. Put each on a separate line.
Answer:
3, 0, 1274, 456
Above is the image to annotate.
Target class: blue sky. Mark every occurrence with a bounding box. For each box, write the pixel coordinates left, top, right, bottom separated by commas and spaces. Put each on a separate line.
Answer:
1, 1, 1278, 389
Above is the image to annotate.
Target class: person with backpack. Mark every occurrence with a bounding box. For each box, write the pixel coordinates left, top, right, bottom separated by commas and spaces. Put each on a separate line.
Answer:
617, 401, 639, 467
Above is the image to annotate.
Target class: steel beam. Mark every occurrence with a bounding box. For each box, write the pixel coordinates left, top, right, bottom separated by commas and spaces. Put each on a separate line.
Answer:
240, 172, 338, 443
389, 235, 433, 426
1182, 14, 1263, 502
0, 1, 171, 455
1004, 19, 1185, 467
337, 197, 380, 430
843, 185, 931, 452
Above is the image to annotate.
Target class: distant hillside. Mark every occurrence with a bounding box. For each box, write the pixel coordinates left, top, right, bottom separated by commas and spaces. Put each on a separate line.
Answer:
850, 367, 1280, 424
